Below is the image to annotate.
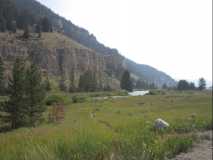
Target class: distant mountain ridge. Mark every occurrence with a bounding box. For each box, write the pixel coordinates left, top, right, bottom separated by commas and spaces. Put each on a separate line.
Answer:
123, 59, 176, 87
3, 0, 176, 87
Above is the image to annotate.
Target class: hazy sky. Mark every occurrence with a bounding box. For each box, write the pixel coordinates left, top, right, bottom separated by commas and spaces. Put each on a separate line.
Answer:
38, 0, 212, 82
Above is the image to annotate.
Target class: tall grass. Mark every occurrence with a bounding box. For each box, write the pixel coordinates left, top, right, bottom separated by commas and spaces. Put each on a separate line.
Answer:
0, 91, 212, 160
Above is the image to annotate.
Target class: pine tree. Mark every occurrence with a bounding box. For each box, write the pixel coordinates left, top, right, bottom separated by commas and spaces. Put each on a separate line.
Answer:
36, 24, 42, 38
162, 83, 168, 89
189, 82, 195, 90
198, 78, 206, 90
0, 57, 5, 95
41, 17, 52, 32
149, 83, 156, 89
44, 76, 51, 91
0, 58, 26, 129
11, 20, 16, 33
78, 70, 97, 92
0, 15, 6, 32
120, 70, 133, 92
59, 77, 67, 92
177, 80, 190, 90
78, 74, 86, 91
24, 63, 46, 126
0, 0, 17, 31
22, 25, 30, 39
69, 69, 75, 92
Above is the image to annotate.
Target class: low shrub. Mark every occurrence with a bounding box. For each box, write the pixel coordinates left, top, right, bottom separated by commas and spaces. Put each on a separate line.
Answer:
72, 95, 87, 103
148, 90, 166, 95
45, 94, 65, 106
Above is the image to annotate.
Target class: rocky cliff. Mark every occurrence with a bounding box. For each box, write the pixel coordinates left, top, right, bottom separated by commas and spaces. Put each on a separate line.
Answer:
0, 32, 121, 89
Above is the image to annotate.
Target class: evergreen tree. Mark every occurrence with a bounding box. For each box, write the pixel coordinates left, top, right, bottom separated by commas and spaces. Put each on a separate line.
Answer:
16, 9, 35, 30
78, 74, 86, 91
135, 80, 150, 89
44, 76, 51, 91
189, 82, 195, 90
0, 0, 17, 31
0, 15, 6, 32
162, 83, 168, 89
35, 24, 42, 38
59, 76, 67, 92
69, 69, 75, 92
120, 70, 133, 92
22, 25, 30, 39
177, 80, 190, 90
41, 17, 52, 32
0, 58, 26, 129
24, 63, 46, 126
198, 78, 206, 90
149, 83, 156, 89
78, 70, 97, 92
0, 57, 5, 95
11, 20, 16, 33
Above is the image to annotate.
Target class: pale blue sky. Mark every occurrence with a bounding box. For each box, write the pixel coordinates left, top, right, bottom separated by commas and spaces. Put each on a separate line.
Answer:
38, 0, 212, 83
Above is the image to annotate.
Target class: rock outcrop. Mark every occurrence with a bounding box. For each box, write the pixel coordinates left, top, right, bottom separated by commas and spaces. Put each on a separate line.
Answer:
0, 32, 120, 89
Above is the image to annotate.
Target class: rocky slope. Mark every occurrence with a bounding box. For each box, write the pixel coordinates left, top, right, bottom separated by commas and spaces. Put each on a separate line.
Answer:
0, 32, 120, 89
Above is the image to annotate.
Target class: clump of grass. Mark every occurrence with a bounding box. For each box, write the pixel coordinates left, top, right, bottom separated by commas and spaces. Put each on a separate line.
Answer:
172, 118, 212, 133
164, 136, 193, 158
54, 132, 111, 160
72, 95, 87, 103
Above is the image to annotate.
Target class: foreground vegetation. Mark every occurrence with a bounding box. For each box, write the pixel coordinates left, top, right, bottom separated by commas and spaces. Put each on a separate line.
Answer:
0, 90, 212, 160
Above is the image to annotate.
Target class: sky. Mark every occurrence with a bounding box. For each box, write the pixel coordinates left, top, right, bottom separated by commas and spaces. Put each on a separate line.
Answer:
38, 0, 212, 83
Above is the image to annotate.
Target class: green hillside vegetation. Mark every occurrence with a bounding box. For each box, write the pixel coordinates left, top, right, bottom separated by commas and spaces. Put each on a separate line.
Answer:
0, 90, 212, 160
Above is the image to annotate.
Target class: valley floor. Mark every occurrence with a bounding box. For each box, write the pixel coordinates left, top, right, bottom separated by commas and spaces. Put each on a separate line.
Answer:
0, 90, 212, 160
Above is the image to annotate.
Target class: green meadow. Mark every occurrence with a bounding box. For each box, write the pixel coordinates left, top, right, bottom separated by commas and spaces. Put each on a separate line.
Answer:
0, 90, 212, 160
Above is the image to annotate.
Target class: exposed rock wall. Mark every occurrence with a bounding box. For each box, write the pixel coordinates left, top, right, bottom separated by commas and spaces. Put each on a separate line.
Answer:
0, 32, 121, 89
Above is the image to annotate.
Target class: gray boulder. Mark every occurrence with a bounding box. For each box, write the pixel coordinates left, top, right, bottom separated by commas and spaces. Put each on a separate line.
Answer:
154, 118, 169, 129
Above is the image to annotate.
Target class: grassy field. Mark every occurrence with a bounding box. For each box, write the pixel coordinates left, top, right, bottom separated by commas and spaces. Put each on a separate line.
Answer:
0, 90, 212, 160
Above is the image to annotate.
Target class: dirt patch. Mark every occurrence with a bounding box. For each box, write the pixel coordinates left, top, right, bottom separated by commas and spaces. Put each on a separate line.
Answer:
171, 131, 212, 160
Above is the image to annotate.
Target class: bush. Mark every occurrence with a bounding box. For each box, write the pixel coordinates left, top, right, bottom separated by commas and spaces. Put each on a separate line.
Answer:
148, 90, 166, 95
45, 94, 65, 106
72, 95, 87, 103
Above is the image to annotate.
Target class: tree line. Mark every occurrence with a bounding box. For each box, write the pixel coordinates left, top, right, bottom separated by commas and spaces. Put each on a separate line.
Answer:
177, 78, 206, 91
0, 0, 52, 33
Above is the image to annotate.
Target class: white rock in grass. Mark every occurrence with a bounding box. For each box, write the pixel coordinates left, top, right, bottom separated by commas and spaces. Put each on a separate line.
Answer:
154, 118, 169, 129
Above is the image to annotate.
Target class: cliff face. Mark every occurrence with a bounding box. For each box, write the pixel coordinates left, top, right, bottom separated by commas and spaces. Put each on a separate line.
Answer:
0, 32, 121, 89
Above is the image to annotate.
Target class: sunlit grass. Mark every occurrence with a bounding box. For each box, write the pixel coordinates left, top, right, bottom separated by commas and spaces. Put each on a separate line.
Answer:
0, 90, 212, 160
